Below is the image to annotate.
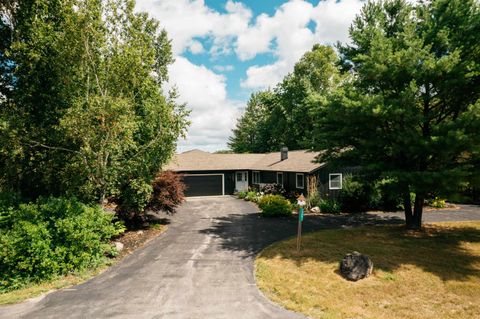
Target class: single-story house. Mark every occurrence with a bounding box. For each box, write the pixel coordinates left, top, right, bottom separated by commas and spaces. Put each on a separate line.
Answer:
165, 148, 349, 197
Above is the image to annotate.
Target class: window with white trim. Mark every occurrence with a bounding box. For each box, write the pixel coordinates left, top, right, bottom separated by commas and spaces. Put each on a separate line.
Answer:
252, 171, 260, 184
236, 172, 243, 182
296, 173, 304, 189
329, 173, 342, 190
276, 172, 283, 185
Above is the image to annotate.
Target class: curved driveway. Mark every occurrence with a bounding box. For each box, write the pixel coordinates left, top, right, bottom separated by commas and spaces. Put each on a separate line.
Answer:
2, 197, 307, 319
2, 197, 479, 319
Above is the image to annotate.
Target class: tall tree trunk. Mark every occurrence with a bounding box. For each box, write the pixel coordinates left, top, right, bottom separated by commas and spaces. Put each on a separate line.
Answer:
403, 186, 413, 228
412, 193, 424, 230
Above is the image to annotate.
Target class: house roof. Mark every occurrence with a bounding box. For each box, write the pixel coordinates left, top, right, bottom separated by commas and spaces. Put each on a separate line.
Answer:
165, 149, 325, 173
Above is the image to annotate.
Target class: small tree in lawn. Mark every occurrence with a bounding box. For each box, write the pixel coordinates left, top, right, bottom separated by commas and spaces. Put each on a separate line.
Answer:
315, 0, 480, 229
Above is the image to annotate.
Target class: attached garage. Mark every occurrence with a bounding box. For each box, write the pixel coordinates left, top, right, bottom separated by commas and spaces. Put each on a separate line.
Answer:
183, 174, 224, 197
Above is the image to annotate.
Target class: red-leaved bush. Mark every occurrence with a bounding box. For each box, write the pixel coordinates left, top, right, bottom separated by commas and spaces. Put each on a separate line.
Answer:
148, 171, 186, 213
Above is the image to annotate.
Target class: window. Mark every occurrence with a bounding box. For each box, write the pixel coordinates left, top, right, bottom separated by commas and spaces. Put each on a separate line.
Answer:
276, 172, 283, 185
252, 171, 260, 184
329, 173, 342, 190
236, 172, 243, 182
296, 173, 304, 189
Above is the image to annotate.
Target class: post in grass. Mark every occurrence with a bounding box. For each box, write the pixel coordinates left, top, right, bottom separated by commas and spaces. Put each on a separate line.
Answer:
296, 194, 306, 252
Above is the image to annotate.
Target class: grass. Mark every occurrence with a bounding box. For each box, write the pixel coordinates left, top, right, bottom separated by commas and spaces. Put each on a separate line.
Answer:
255, 222, 480, 319
0, 224, 167, 305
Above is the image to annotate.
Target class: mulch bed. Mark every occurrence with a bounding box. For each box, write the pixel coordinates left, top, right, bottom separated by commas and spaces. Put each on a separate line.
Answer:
113, 225, 167, 260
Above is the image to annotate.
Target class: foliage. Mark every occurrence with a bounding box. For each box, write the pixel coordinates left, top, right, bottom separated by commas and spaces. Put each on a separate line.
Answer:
148, 171, 185, 213
245, 191, 260, 203
0, 191, 21, 210
229, 45, 342, 152
306, 192, 321, 209
338, 175, 373, 213
319, 199, 341, 214
228, 0, 480, 229
237, 191, 247, 199
0, 0, 189, 215
258, 195, 292, 217
427, 197, 447, 209
315, 0, 480, 228
373, 179, 404, 211
260, 183, 286, 196
228, 91, 277, 153
0, 197, 124, 292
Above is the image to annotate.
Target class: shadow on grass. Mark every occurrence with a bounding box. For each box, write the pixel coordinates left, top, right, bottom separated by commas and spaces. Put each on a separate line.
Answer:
200, 211, 480, 281
199, 210, 403, 258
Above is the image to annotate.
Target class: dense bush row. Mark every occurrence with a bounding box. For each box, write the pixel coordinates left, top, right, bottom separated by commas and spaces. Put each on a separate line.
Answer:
310, 175, 449, 214
0, 196, 125, 292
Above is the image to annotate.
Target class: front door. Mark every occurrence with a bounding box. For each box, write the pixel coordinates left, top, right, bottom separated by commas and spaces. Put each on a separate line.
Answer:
235, 171, 248, 192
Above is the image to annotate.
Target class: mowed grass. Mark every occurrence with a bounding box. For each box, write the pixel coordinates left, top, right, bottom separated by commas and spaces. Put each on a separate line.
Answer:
255, 222, 480, 319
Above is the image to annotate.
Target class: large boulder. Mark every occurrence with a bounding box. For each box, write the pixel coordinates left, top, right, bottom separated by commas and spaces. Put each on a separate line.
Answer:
339, 251, 373, 281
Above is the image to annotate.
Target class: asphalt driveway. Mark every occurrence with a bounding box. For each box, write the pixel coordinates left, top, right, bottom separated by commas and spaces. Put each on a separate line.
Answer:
1, 197, 307, 319
1, 197, 479, 319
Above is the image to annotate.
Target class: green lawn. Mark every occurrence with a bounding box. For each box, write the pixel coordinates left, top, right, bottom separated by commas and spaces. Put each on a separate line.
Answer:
255, 222, 480, 319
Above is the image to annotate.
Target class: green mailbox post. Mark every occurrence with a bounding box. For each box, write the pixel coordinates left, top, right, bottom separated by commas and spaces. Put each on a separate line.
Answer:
297, 194, 306, 252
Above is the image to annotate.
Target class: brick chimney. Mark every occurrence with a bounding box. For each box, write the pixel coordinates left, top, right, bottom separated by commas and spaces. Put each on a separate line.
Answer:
281, 147, 288, 161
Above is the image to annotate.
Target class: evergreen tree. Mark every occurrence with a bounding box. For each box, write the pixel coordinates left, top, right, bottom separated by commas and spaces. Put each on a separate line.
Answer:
316, 0, 480, 229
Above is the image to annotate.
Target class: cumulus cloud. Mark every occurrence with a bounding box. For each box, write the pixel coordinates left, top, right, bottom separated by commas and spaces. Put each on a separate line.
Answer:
240, 0, 364, 89
136, 0, 252, 54
187, 40, 204, 54
135, 0, 372, 150
165, 57, 242, 152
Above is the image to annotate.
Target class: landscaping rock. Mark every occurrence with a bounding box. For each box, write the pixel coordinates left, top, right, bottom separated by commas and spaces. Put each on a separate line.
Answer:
310, 206, 320, 213
340, 251, 373, 281
114, 241, 124, 252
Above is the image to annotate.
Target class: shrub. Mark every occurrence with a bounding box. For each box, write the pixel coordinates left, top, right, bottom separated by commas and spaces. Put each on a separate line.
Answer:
117, 179, 153, 213
258, 195, 292, 217
0, 191, 21, 210
0, 197, 124, 292
148, 171, 186, 213
260, 183, 286, 196
306, 192, 321, 209
237, 191, 247, 199
427, 197, 447, 208
338, 175, 372, 213
374, 179, 403, 211
285, 191, 300, 204
319, 199, 341, 214
245, 191, 260, 203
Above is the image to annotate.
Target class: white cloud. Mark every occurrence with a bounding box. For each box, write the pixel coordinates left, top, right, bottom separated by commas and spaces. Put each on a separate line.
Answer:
187, 40, 204, 54
240, 0, 365, 89
136, 0, 252, 55
135, 0, 371, 150
165, 57, 242, 152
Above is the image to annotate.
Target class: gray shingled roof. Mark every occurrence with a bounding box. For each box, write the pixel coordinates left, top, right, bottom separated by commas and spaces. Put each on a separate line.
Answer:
165, 149, 325, 173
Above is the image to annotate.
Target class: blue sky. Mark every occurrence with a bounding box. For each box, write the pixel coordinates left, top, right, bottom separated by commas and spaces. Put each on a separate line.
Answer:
135, 0, 367, 152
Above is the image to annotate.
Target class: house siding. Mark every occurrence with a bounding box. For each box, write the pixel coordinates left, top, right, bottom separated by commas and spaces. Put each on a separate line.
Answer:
315, 165, 357, 199
178, 166, 356, 198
